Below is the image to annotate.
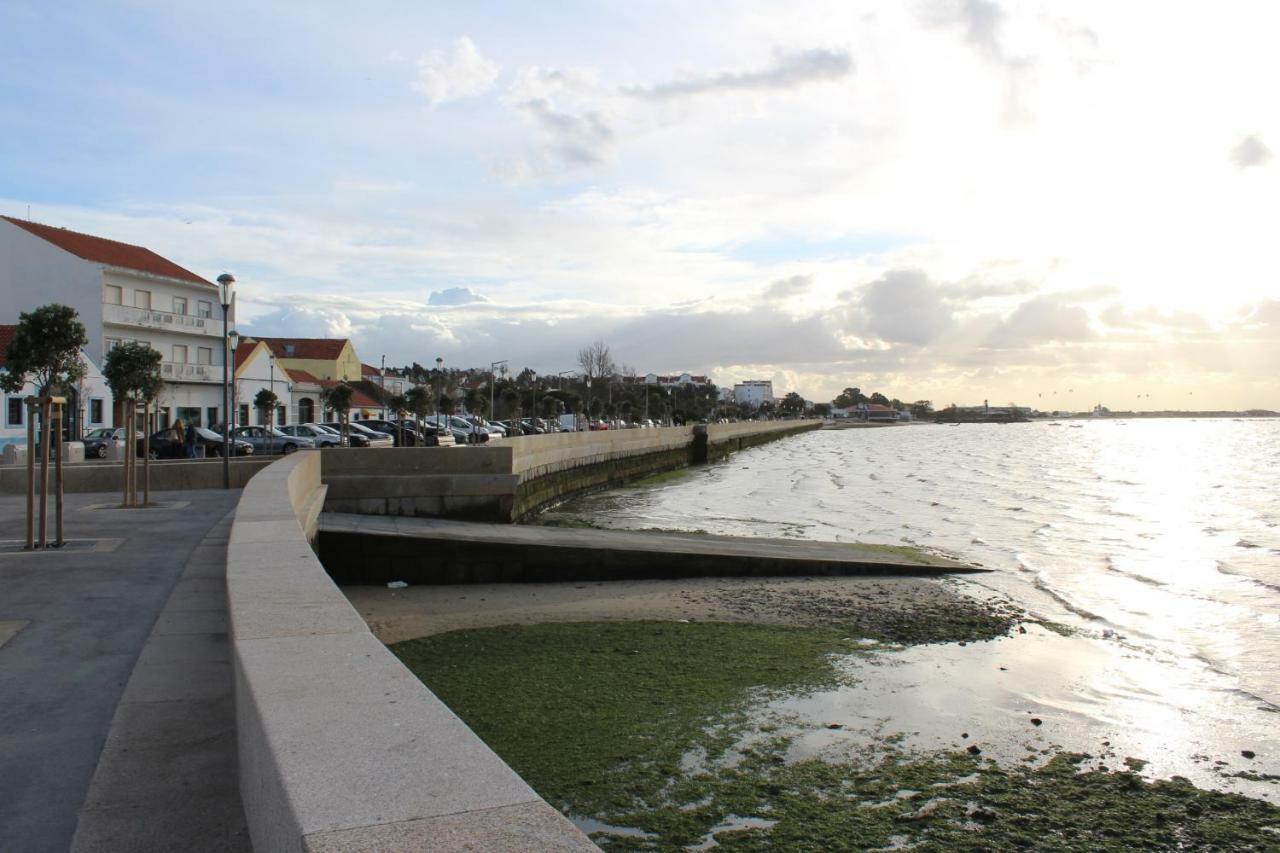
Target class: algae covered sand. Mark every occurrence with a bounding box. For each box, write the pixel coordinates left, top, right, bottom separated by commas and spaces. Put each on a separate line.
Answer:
391, 616, 1280, 850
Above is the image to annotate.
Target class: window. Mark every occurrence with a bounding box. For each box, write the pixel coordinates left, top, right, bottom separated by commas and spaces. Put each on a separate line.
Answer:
276, 405, 287, 426
238, 404, 250, 427
197, 301, 212, 318
157, 409, 170, 430
105, 337, 122, 353
172, 345, 188, 363
197, 347, 213, 365
104, 285, 122, 305
207, 407, 219, 429
173, 296, 188, 315
6, 398, 24, 427
134, 289, 151, 309
90, 398, 104, 425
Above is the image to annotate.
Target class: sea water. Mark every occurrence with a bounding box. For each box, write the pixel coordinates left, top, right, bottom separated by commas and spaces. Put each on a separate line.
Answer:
544, 419, 1280, 794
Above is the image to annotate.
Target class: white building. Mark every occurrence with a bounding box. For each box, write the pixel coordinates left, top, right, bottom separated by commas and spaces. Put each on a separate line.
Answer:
232, 339, 292, 428
0, 215, 232, 431
1, 325, 115, 452
733, 380, 774, 407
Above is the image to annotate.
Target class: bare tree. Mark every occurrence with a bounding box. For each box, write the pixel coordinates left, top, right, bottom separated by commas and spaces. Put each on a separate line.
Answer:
576, 340, 616, 406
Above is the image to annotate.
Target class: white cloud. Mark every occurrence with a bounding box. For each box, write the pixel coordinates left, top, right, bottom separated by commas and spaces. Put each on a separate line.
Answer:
428, 287, 489, 306
411, 37, 500, 105
1231, 135, 1273, 169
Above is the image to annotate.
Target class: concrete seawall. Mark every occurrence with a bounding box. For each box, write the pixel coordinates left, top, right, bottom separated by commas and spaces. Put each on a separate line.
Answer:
226, 452, 594, 851
322, 420, 820, 522
0, 457, 274, 494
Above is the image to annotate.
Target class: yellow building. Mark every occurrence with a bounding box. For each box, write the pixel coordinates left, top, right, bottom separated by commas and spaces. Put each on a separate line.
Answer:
248, 337, 362, 382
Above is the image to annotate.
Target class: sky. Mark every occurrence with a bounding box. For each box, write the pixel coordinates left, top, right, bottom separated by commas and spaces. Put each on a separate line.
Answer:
1, 0, 1278, 410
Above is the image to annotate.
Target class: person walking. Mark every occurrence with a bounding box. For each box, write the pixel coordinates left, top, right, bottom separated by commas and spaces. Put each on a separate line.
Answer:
184, 419, 198, 458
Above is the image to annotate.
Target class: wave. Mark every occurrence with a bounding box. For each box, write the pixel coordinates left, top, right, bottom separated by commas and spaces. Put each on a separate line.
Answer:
1104, 556, 1168, 588
1216, 560, 1280, 594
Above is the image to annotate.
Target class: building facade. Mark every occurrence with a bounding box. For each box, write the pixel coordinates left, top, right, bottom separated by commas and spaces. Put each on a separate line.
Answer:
733, 380, 774, 407
0, 325, 115, 451
0, 216, 232, 432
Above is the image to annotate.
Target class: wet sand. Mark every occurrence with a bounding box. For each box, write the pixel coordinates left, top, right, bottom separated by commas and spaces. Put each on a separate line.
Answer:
343, 575, 983, 645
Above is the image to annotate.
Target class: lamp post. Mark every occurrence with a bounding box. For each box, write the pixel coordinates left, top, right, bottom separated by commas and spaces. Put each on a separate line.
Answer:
268, 355, 276, 455
380, 354, 386, 419
435, 356, 443, 443
556, 371, 575, 430
217, 273, 235, 488
490, 359, 508, 431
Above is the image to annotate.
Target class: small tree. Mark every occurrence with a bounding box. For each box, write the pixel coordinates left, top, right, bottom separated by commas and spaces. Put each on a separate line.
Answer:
0, 304, 89, 396
254, 388, 279, 427
404, 385, 434, 445
103, 342, 163, 507
780, 392, 806, 417
321, 383, 354, 447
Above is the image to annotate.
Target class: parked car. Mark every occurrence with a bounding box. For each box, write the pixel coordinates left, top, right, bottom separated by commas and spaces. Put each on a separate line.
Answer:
83, 427, 142, 459
279, 423, 342, 448
230, 425, 317, 454
355, 418, 429, 447
424, 415, 482, 445
139, 426, 252, 459
465, 415, 507, 438
321, 421, 394, 448
400, 418, 456, 447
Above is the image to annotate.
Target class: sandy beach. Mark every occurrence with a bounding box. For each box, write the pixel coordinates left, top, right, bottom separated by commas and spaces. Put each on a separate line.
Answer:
344, 574, 1002, 645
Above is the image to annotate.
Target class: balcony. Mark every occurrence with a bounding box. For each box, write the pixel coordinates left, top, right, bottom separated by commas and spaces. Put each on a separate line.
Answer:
103, 302, 224, 337
161, 361, 220, 383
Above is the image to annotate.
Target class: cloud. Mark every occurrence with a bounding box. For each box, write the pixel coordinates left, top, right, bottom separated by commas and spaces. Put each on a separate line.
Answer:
428, 287, 489, 306
983, 294, 1093, 347
924, 0, 1006, 61
850, 269, 954, 345
412, 37, 500, 105
515, 98, 614, 165
1231, 135, 1273, 169
1099, 303, 1209, 333
764, 275, 812, 301
623, 47, 853, 100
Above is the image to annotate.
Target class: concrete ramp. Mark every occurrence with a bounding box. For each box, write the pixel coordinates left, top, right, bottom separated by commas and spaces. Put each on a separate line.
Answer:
318, 513, 985, 586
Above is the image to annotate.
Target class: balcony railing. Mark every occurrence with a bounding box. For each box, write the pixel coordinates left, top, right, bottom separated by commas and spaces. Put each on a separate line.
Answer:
161, 361, 219, 382
103, 302, 223, 337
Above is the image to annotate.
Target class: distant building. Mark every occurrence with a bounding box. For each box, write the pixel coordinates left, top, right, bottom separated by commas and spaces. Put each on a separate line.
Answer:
622, 372, 710, 388
733, 380, 774, 407
246, 337, 362, 382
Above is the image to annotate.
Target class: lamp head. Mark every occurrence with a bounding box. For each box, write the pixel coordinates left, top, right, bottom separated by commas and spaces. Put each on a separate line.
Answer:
216, 273, 236, 307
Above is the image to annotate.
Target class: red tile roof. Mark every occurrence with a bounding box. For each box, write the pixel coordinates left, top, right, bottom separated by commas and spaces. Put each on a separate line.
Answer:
2, 216, 213, 287
284, 368, 323, 384
350, 389, 382, 409
252, 337, 350, 360
233, 340, 263, 367
361, 362, 383, 377
0, 324, 17, 370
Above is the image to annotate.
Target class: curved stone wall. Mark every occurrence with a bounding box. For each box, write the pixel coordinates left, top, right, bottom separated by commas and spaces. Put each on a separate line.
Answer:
226, 451, 594, 852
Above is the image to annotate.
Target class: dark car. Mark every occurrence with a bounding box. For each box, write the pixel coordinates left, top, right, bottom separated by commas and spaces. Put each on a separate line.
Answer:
355, 418, 440, 447
82, 427, 141, 459
139, 427, 252, 459
320, 421, 392, 448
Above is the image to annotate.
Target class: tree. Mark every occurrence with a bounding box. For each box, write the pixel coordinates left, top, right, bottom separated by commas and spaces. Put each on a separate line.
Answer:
868, 392, 890, 406
439, 394, 454, 417
780, 392, 805, 417
253, 388, 279, 427
910, 400, 934, 418
812, 402, 832, 417
102, 342, 162, 507
832, 386, 866, 408
576, 340, 615, 404
0, 304, 89, 395
321, 383, 355, 446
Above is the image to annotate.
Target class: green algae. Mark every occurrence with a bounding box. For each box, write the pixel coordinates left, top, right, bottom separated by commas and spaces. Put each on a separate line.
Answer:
392, 621, 1280, 850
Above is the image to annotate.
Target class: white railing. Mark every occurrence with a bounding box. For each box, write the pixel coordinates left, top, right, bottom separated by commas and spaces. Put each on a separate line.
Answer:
103, 302, 223, 337
161, 361, 219, 382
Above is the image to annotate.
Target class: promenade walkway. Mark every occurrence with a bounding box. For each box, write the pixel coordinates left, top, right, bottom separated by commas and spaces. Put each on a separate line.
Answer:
0, 489, 248, 853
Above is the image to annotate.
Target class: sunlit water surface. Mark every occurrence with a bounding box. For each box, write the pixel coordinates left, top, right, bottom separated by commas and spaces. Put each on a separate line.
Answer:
545, 420, 1280, 795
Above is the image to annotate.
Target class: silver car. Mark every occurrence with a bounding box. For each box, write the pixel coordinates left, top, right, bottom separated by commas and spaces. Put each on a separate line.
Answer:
279, 423, 343, 448
230, 425, 317, 454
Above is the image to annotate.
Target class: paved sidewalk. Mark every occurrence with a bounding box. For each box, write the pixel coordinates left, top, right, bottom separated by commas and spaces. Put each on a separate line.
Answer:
0, 489, 244, 853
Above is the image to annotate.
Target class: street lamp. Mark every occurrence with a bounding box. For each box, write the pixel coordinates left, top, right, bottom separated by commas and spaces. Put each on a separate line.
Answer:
268, 355, 276, 455
490, 359, 508, 431
556, 371, 575, 430
379, 354, 387, 419
435, 356, 443, 443
217, 273, 235, 488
